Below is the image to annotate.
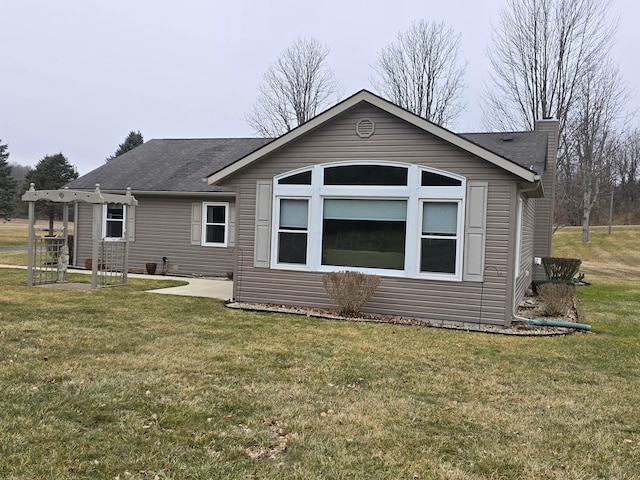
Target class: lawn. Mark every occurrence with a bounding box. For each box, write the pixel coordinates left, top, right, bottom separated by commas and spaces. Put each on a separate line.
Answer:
0, 225, 639, 478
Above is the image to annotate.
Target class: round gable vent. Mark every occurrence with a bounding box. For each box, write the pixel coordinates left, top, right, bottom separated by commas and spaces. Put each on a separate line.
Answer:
356, 118, 375, 138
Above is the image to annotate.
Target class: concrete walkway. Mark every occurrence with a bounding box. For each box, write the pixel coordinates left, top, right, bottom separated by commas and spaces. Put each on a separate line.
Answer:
0, 264, 233, 300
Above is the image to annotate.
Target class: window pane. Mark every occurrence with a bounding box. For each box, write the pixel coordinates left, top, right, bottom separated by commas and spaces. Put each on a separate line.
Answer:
322, 219, 406, 270
324, 165, 408, 186
280, 199, 308, 229
106, 220, 123, 238
422, 202, 458, 235
278, 170, 312, 185
421, 171, 462, 186
421, 238, 456, 273
207, 205, 225, 224
107, 204, 124, 220
206, 225, 225, 243
278, 232, 307, 264
324, 199, 407, 221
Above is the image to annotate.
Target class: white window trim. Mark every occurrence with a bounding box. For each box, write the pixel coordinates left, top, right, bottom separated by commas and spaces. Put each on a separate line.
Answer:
514, 196, 524, 278
271, 162, 466, 280
102, 204, 126, 241
201, 202, 229, 247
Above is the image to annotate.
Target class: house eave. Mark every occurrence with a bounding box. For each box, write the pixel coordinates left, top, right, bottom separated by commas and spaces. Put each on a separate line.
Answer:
207, 90, 538, 185
519, 175, 545, 198
68, 188, 235, 198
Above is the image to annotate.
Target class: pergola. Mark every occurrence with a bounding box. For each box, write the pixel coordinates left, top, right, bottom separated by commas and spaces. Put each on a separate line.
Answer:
22, 184, 138, 288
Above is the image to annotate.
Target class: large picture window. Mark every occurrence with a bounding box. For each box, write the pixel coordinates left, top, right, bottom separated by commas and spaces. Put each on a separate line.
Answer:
272, 162, 465, 279
202, 202, 228, 246
322, 199, 407, 270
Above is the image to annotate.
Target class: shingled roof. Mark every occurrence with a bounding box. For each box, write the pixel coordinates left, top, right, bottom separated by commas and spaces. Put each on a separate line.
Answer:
67, 138, 266, 193
68, 130, 548, 195
461, 131, 548, 175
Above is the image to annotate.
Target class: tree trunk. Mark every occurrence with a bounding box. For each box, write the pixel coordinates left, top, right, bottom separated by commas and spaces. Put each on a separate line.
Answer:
48, 205, 55, 236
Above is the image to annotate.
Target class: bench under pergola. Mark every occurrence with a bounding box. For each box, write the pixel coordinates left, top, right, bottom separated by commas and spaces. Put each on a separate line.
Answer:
22, 184, 138, 288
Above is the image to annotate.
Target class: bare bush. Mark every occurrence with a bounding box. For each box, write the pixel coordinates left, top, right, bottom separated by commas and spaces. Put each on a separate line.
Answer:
323, 271, 380, 316
538, 283, 575, 317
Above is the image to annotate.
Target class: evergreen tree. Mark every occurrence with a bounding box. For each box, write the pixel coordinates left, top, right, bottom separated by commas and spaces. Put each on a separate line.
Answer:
24, 153, 78, 234
106, 130, 144, 161
0, 140, 17, 220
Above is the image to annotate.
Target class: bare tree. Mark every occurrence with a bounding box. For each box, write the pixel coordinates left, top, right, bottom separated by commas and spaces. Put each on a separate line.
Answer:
482, 0, 616, 138
561, 60, 630, 241
246, 37, 341, 137
372, 20, 466, 127
615, 130, 640, 223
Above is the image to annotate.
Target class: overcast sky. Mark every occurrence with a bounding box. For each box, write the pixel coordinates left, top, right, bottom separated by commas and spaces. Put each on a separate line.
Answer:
2, 0, 638, 176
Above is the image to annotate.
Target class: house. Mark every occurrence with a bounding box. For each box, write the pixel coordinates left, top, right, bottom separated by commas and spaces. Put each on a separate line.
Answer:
69, 90, 558, 327
67, 138, 266, 277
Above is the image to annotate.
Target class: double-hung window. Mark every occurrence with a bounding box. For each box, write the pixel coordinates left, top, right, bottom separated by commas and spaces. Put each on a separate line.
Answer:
202, 202, 228, 246
103, 203, 126, 240
277, 199, 309, 264
271, 162, 465, 280
420, 201, 460, 274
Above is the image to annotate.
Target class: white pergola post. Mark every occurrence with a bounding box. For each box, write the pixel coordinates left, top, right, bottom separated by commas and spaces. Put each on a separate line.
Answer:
26, 200, 35, 286
91, 202, 102, 288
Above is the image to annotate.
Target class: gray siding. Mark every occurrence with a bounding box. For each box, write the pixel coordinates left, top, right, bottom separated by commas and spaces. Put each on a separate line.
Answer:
75, 196, 235, 277
533, 120, 559, 280
223, 104, 523, 326
514, 196, 536, 307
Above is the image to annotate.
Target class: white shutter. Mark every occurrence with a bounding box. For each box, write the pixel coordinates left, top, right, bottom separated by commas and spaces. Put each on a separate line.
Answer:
463, 182, 488, 282
126, 205, 136, 241
254, 180, 272, 267
228, 203, 236, 247
191, 202, 202, 245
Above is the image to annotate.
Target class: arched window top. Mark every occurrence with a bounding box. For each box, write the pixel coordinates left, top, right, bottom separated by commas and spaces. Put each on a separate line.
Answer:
420, 169, 463, 187
275, 162, 465, 191
277, 169, 312, 185
323, 164, 408, 186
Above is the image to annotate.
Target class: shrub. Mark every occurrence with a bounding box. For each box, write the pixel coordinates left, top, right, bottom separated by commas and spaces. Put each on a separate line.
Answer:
532, 279, 572, 295
323, 270, 380, 316
542, 257, 582, 281
537, 283, 575, 317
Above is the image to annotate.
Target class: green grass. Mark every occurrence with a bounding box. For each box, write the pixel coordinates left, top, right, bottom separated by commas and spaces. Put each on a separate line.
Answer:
2, 240, 640, 478
1, 222, 639, 478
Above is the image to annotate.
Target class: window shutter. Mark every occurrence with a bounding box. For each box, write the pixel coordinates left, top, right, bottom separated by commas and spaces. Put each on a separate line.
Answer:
463, 181, 488, 282
191, 202, 202, 245
228, 203, 236, 247
126, 205, 136, 241
254, 180, 272, 267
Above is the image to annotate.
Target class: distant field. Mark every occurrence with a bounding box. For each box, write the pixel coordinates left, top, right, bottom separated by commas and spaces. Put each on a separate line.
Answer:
0, 219, 73, 250
552, 225, 640, 284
